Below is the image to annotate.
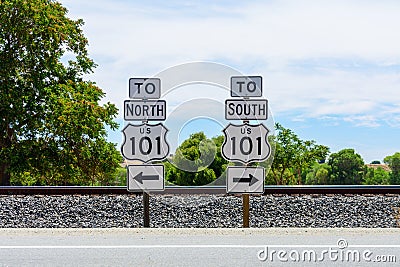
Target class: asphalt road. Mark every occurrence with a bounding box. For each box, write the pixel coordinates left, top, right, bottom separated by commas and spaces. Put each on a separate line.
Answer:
0, 228, 399, 267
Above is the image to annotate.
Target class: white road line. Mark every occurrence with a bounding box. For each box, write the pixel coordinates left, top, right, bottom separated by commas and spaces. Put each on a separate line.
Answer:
0, 245, 400, 249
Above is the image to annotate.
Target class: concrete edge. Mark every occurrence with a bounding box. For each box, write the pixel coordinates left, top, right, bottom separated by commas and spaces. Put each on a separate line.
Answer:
1, 228, 400, 236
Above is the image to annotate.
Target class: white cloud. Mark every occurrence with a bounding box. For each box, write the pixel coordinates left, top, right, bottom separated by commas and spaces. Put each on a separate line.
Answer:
343, 115, 381, 127
60, 0, 400, 130
61, 0, 400, 64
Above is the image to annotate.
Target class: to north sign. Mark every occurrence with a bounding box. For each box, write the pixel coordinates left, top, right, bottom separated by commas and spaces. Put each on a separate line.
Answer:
124, 100, 166, 121
226, 166, 265, 194
121, 123, 169, 162
225, 99, 268, 120
221, 123, 271, 163
127, 164, 164, 192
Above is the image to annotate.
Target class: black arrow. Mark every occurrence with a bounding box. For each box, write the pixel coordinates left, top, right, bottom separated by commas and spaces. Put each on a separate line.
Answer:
133, 172, 159, 184
233, 174, 259, 186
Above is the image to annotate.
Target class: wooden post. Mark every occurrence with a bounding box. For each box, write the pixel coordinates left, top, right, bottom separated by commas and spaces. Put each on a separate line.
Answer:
243, 152, 250, 228
243, 193, 250, 228
143, 192, 150, 227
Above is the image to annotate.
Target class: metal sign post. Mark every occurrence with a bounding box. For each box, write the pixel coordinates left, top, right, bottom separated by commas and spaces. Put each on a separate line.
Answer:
222, 75, 271, 228
243, 193, 250, 228
143, 191, 150, 227
122, 77, 168, 228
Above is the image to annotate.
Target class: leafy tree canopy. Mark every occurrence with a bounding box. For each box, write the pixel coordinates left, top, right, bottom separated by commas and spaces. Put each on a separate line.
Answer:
0, 0, 119, 185
305, 163, 330, 185
165, 132, 225, 186
384, 152, 400, 184
270, 123, 329, 185
363, 166, 390, 185
328, 149, 365, 185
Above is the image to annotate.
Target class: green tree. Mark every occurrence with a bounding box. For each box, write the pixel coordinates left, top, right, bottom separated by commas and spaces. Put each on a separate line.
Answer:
165, 132, 218, 186
209, 135, 228, 178
0, 0, 119, 185
305, 163, 330, 185
363, 167, 390, 185
76, 138, 122, 185
292, 140, 330, 184
328, 149, 365, 184
173, 132, 215, 172
270, 123, 329, 185
193, 168, 216, 185
269, 124, 299, 185
164, 161, 179, 185
384, 152, 400, 184
113, 167, 127, 186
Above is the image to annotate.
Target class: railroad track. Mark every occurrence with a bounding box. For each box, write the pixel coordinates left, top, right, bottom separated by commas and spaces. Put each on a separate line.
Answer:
1, 185, 400, 195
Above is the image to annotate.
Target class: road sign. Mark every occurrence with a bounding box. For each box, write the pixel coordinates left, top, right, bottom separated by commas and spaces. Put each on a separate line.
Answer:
129, 78, 161, 99
230, 76, 262, 97
127, 164, 164, 191
121, 123, 170, 162
221, 123, 271, 163
124, 100, 166, 121
226, 166, 265, 194
225, 99, 268, 120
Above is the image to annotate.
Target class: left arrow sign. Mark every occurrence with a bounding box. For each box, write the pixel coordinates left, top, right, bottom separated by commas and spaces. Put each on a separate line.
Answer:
134, 172, 159, 184
127, 165, 164, 192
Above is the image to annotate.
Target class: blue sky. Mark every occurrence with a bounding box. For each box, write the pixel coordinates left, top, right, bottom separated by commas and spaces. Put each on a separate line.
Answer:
61, 0, 400, 163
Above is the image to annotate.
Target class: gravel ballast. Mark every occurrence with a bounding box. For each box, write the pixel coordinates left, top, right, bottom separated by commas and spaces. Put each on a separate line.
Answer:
0, 194, 399, 228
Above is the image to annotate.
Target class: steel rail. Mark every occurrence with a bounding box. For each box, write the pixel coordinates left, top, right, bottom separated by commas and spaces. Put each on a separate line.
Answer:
1, 185, 400, 195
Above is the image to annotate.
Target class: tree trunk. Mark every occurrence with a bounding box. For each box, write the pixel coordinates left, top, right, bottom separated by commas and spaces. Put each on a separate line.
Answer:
0, 163, 11, 186
297, 168, 302, 185
1, 125, 14, 186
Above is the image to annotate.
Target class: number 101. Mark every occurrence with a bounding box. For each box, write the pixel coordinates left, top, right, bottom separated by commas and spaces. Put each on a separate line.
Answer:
230, 136, 262, 155
130, 136, 161, 155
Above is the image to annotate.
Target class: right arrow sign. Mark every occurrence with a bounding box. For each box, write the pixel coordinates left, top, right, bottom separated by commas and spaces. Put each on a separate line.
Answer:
233, 174, 259, 186
227, 166, 265, 194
